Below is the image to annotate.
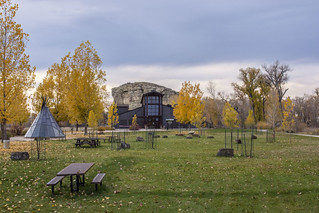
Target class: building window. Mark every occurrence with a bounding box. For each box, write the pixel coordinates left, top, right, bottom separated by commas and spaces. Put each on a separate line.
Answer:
147, 96, 159, 104
147, 105, 159, 116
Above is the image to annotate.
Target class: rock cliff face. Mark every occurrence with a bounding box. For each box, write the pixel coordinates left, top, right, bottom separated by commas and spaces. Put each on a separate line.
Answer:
112, 82, 178, 110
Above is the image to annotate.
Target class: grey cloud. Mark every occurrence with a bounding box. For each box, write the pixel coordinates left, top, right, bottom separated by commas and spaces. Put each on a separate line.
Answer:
14, 0, 319, 70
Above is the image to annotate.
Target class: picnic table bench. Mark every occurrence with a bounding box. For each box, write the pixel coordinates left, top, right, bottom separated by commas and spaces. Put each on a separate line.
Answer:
47, 176, 65, 194
91, 173, 106, 191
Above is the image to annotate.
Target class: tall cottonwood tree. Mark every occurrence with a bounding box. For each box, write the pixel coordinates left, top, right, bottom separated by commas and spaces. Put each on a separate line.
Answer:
257, 75, 271, 121
0, 0, 35, 141
66, 41, 106, 134
232, 68, 263, 123
173, 81, 205, 129
262, 60, 291, 114
232, 67, 272, 123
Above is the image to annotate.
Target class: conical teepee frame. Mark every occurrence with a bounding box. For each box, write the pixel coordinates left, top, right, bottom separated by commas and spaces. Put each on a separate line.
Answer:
25, 97, 65, 159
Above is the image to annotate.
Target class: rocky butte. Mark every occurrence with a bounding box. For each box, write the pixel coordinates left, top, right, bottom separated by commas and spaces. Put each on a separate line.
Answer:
111, 82, 178, 110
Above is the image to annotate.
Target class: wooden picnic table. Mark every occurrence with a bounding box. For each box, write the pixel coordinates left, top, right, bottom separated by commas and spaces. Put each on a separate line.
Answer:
74, 137, 106, 147
57, 163, 94, 192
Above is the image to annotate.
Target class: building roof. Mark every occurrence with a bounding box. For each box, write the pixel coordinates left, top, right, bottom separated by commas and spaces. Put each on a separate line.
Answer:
141, 91, 164, 104
143, 90, 164, 97
117, 104, 129, 108
24, 101, 65, 138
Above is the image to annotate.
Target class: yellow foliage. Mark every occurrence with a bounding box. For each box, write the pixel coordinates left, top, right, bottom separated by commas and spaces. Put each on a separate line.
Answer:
32, 76, 55, 113
132, 114, 137, 126
65, 41, 106, 125
0, 141, 30, 157
129, 114, 139, 130
107, 102, 119, 128
173, 81, 205, 126
282, 96, 295, 131
245, 110, 255, 128
191, 99, 206, 129
0, 0, 35, 139
33, 41, 107, 128
88, 110, 98, 130
222, 102, 239, 128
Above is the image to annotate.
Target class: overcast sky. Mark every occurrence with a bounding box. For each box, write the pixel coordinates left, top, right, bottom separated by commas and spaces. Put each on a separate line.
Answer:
14, 0, 319, 98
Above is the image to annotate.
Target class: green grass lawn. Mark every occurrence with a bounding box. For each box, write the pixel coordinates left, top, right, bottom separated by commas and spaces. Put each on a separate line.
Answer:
1, 129, 319, 212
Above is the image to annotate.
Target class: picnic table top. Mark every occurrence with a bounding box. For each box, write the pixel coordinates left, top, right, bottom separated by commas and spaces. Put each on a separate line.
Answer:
74, 137, 106, 140
57, 163, 94, 176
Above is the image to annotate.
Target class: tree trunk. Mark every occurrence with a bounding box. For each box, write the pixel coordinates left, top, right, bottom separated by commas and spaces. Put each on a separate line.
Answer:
1, 124, 3, 143
1, 121, 7, 142
76, 123, 78, 131
84, 124, 88, 135
19, 122, 23, 135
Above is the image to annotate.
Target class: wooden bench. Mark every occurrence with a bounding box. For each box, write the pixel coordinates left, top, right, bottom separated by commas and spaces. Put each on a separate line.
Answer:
91, 173, 105, 191
47, 176, 64, 194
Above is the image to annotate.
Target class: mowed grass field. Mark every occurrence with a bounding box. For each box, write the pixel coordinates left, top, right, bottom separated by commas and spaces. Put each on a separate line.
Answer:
0, 129, 319, 212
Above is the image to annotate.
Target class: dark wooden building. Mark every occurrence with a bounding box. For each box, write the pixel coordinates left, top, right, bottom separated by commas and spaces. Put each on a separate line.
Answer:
116, 91, 175, 129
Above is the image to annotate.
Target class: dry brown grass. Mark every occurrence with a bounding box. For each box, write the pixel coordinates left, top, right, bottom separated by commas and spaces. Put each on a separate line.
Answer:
0, 141, 30, 157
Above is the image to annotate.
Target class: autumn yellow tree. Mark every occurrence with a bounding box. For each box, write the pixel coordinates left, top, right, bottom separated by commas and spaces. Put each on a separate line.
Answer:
34, 41, 107, 134
107, 102, 119, 128
44, 57, 70, 122
173, 81, 205, 129
191, 98, 206, 134
7, 92, 30, 135
33, 54, 73, 123
222, 102, 239, 128
0, 0, 35, 141
88, 110, 98, 130
32, 76, 55, 113
129, 114, 139, 130
245, 110, 255, 128
66, 41, 107, 134
282, 96, 295, 132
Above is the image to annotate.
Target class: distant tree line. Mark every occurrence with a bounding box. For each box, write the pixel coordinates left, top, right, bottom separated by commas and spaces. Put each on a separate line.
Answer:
1, 0, 318, 139
203, 60, 319, 134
